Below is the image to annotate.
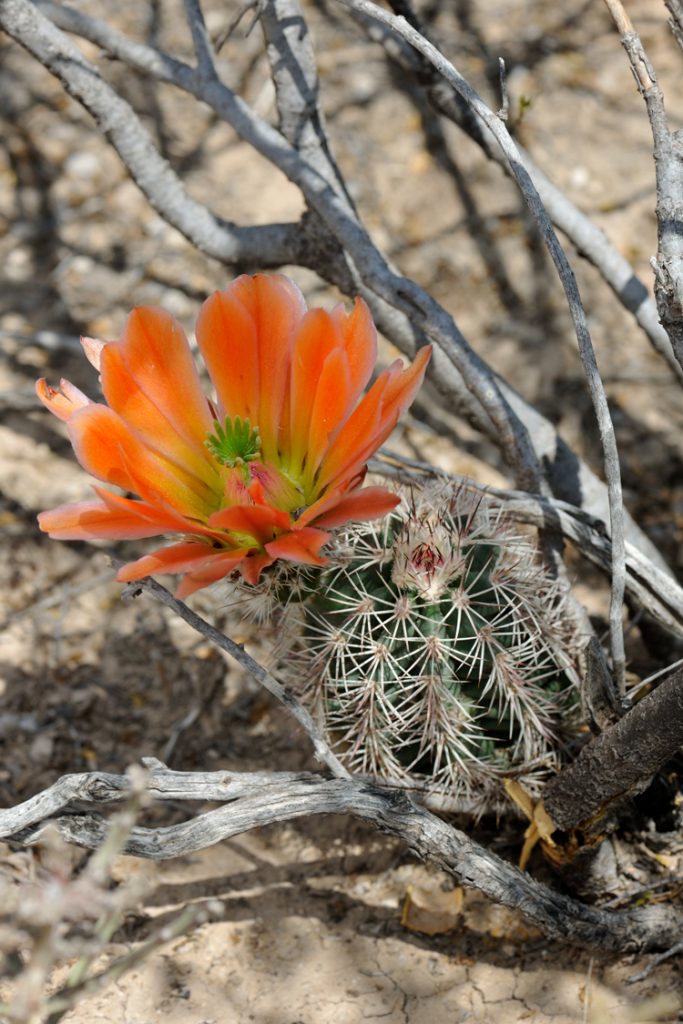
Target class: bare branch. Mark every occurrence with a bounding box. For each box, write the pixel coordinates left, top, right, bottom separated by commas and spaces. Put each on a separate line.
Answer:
2, 761, 681, 954
336, 0, 627, 691
628, 938, 683, 981
259, 0, 355, 205
122, 575, 351, 779
0, 0, 303, 267
183, 0, 219, 81
603, 0, 683, 375
356, 10, 682, 382
16, 0, 672, 573
664, 0, 683, 53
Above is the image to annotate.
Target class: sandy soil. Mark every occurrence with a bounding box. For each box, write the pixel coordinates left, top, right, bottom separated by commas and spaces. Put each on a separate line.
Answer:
1, 0, 683, 1020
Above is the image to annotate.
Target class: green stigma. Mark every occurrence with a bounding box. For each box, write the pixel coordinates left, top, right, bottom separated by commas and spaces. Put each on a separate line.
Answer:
206, 415, 261, 468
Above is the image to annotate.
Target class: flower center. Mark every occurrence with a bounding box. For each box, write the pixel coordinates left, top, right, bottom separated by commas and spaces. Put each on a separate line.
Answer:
206, 416, 261, 468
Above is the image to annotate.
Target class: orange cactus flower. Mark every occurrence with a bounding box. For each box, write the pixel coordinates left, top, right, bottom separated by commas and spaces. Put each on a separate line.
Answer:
36, 274, 431, 597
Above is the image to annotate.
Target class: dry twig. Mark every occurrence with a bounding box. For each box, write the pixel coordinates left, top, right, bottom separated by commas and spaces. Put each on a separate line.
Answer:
12, 0, 667, 575
354, 3, 683, 383
603, 0, 683, 375
121, 575, 350, 779
1, 759, 681, 955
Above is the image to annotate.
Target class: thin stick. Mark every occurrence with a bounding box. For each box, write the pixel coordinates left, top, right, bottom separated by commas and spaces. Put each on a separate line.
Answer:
603, 0, 683, 376
627, 939, 683, 982
496, 56, 509, 121
0, 0, 303, 267
336, 0, 626, 693
24, 0, 667, 570
123, 575, 350, 779
2, 762, 682, 954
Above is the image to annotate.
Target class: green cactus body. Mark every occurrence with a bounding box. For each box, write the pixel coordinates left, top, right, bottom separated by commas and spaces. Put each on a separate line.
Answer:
300, 485, 580, 813
221, 483, 582, 815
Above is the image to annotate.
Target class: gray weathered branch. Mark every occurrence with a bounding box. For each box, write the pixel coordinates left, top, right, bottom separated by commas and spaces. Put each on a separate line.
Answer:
21, 0, 670, 575
604, 0, 683, 374
182, 0, 219, 82
0, 0, 304, 267
665, 0, 683, 53
260, 0, 355, 206
1, 760, 681, 954
121, 575, 350, 780
355, 4, 683, 383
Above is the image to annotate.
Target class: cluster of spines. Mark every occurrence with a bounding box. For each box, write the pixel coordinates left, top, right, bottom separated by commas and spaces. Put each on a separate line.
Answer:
216, 483, 581, 815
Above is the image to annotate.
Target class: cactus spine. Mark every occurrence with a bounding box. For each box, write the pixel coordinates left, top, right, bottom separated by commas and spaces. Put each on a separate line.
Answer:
221, 482, 582, 815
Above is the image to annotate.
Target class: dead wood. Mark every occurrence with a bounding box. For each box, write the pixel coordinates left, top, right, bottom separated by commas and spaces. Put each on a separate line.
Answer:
541, 664, 683, 834
1, 759, 682, 955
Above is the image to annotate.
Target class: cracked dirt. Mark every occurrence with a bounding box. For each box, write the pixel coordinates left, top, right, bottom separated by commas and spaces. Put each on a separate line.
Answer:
36, 826, 683, 1023
2, 0, 683, 1020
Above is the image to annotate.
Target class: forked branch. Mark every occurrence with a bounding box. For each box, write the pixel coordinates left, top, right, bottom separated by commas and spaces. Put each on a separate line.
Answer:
354, 5, 682, 382
12, 0, 667, 576
336, 0, 627, 690
1, 759, 682, 954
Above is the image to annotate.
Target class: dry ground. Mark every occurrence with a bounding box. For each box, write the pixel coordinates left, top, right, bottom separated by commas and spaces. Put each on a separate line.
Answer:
1, 0, 683, 1020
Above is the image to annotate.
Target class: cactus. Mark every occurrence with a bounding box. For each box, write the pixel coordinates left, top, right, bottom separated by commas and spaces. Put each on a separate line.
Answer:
220, 482, 582, 815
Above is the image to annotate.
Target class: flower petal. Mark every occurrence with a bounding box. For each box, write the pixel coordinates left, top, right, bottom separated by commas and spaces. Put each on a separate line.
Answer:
318, 409, 401, 499
101, 342, 217, 488
110, 306, 212, 452
316, 346, 431, 492
239, 551, 276, 585
380, 343, 432, 412
36, 378, 92, 422
306, 347, 353, 480
196, 288, 259, 424
175, 549, 254, 598
290, 298, 377, 482
231, 274, 306, 461
332, 297, 377, 398
116, 541, 249, 583
265, 526, 331, 566
209, 503, 292, 545
67, 404, 214, 518
309, 369, 387, 492
80, 335, 107, 371
197, 274, 305, 461
288, 309, 342, 476
93, 486, 221, 539
37, 498, 178, 540
306, 486, 400, 529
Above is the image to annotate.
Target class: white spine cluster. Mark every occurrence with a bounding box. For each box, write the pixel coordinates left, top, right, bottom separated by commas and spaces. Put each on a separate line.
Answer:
217, 483, 582, 815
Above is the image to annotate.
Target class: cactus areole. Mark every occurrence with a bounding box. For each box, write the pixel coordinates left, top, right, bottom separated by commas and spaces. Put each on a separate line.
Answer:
292, 484, 581, 815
